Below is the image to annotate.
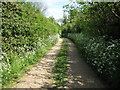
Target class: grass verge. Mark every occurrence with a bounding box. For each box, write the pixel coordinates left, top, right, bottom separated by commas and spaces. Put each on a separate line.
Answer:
53, 38, 68, 88
3, 38, 58, 88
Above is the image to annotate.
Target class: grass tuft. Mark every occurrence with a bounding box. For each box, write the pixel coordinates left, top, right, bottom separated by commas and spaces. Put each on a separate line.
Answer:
53, 38, 68, 88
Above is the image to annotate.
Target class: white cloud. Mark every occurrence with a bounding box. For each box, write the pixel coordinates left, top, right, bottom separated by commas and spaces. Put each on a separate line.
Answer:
26, 0, 70, 20
46, 8, 63, 20
43, 0, 70, 19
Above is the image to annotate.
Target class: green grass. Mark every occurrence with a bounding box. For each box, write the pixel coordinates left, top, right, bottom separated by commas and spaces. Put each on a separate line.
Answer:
2, 37, 59, 88
2, 2, 60, 88
53, 38, 68, 88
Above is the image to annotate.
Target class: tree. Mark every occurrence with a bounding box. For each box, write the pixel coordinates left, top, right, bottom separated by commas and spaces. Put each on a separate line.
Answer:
62, 1, 120, 39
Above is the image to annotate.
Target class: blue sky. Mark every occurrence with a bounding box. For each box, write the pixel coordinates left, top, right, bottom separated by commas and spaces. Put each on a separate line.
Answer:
26, 0, 72, 20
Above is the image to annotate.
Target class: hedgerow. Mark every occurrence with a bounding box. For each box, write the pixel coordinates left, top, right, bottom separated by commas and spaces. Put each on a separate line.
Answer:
1, 2, 60, 87
68, 33, 120, 88
62, 1, 120, 88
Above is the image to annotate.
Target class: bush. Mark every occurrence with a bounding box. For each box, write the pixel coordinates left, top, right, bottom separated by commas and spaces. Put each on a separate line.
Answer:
68, 33, 120, 88
1, 2, 60, 87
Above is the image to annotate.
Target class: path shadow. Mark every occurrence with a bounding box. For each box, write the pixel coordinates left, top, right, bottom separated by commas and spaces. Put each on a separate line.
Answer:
66, 39, 105, 88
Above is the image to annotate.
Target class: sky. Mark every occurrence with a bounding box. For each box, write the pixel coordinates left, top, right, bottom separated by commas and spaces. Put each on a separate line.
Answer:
26, 0, 73, 20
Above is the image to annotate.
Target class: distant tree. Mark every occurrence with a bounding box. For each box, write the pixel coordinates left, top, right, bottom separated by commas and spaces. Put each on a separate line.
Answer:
32, 2, 48, 15
62, 0, 120, 39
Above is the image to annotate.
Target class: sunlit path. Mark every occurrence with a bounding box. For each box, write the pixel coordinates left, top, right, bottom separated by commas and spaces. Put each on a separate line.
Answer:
66, 39, 105, 88
12, 39, 63, 88
2, 1, 120, 88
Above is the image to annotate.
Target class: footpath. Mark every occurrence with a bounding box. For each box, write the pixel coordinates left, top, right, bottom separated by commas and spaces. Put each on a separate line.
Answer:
66, 39, 105, 88
13, 38, 63, 88
12, 38, 105, 88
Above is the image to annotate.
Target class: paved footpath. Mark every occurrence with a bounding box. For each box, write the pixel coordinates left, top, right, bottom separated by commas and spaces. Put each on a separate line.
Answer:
66, 39, 106, 88
13, 38, 63, 88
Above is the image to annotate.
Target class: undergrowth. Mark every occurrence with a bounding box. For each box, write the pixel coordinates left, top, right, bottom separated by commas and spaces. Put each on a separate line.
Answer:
53, 39, 68, 88
68, 33, 120, 88
1, 2, 60, 87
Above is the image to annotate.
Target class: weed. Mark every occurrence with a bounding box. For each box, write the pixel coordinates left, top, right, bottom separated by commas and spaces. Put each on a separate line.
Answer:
53, 39, 68, 88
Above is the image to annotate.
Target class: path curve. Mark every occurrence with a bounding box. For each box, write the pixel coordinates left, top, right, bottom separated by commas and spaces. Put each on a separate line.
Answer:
13, 38, 63, 88
66, 39, 105, 88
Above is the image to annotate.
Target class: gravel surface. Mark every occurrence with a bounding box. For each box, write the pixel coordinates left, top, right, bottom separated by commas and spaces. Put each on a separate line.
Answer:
12, 38, 106, 88
66, 39, 106, 88
13, 38, 63, 88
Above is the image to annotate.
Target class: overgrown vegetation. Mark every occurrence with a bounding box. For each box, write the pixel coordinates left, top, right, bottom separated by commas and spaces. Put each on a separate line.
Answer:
68, 33, 120, 88
62, 1, 120, 88
1, 2, 60, 87
62, 1, 120, 39
53, 39, 68, 88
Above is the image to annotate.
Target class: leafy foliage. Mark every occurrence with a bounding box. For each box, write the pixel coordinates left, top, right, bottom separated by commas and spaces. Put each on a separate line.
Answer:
1, 2, 60, 87
68, 33, 120, 88
62, 1, 120, 88
62, 2, 120, 39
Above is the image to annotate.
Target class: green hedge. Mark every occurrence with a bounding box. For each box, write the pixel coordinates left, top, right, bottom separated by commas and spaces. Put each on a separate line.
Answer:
68, 33, 120, 88
1, 2, 60, 87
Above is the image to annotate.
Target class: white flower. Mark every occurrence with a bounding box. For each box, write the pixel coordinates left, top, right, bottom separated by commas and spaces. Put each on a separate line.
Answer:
0, 55, 4, 60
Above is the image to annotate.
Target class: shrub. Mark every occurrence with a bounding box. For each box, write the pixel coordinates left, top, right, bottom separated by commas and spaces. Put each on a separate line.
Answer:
68, 33, 120, 88
1, 2, 60, 87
